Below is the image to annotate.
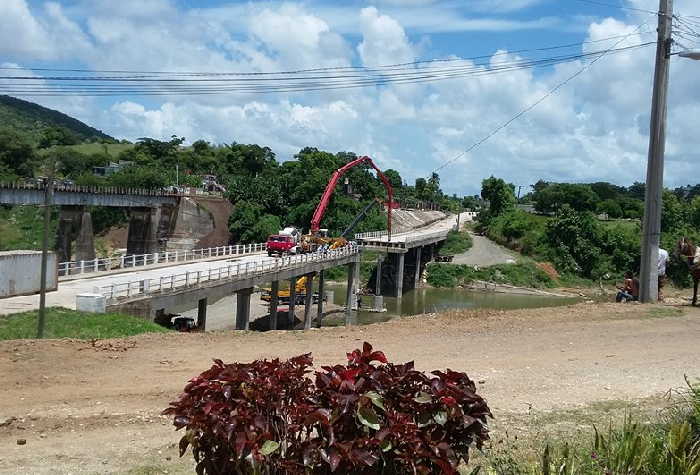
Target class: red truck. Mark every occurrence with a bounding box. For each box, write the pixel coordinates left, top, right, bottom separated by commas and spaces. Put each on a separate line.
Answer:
266, 227, 301, 256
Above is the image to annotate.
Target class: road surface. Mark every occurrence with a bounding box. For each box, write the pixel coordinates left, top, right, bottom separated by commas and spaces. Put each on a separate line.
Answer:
451, 233, 517, 267
1, 302, 698, 474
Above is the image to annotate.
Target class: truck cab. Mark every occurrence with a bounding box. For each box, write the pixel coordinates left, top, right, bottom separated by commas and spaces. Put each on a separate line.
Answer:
266, 234, 297, 256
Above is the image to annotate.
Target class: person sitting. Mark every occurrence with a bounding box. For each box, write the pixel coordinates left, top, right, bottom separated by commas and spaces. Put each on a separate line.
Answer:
616, 272, 639, 302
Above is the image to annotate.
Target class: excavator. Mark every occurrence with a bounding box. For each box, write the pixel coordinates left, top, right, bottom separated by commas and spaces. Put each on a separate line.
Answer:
298, 155, 394, 252
260, 276, 312, 305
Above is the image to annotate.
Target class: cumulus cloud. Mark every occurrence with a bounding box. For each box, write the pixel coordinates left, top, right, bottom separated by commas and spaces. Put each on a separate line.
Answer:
2, 0, 699, 196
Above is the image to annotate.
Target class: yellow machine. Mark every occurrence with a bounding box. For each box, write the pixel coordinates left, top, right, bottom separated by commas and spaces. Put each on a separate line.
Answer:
260, 276, 308, 304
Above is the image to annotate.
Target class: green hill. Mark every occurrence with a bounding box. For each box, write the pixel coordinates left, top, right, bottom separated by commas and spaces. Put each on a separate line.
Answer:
0, 95, 115, 144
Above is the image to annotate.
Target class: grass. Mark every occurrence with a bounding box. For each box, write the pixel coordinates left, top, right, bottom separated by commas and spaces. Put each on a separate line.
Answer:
0, 307, 170, 340
63, 142, 134, 157
426, 262, 556, 289
439, 230, 473, 256
647, 307, 685, 319
476, 378, 700, 474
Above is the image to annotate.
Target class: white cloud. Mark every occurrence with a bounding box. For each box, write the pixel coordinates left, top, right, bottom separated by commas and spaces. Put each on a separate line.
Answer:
2, 0, 700, 196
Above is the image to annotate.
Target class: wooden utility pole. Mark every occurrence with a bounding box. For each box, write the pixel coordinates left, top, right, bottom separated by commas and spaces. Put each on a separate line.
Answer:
37, 173, 54, 338
639, 0, 673, 303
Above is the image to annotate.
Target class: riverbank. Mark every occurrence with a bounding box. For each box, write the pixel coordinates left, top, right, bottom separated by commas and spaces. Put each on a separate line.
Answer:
1, 301, 698, 474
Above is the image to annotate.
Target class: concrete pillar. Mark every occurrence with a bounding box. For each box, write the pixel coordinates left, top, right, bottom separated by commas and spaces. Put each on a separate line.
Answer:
270, 281, 279, 330
235, 288, 253, 330
303, 273, 315, 330
396, 253, 405, 298
197, 297, 208, 331
345, 261, 358, 326
127, 207, 162, 256
373, 295, 384, 312
375, 255, 384, 296
56, 205, 96, 264
288, 277, 297, 327
316, 270, 325, 328
414, 246, 423, 288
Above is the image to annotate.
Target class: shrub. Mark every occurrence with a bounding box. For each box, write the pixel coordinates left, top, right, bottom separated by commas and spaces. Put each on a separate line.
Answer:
164, 343, 491, 474
426, 262, 555, 289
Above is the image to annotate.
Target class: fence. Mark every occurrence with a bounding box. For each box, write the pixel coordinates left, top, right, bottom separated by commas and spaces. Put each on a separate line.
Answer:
354, 230, 388, 240
100, 244, 359, 302
58, 243, 266, 277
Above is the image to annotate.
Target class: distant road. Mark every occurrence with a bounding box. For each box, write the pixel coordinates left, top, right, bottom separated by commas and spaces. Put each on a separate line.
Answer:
451, 232, 516, 267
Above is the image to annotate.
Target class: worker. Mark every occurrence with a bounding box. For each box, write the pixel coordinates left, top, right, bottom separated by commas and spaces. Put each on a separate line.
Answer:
658, 247, 669, 301
615, 272, 639, 302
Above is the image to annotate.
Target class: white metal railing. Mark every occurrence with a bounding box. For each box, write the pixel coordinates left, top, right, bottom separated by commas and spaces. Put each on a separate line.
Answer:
58, 243, 266, 277
100, 244, 359, 302
354, 230, 388, 240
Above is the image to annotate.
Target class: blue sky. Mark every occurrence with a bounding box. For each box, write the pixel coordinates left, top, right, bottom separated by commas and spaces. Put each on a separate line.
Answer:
2, 0, 700, 195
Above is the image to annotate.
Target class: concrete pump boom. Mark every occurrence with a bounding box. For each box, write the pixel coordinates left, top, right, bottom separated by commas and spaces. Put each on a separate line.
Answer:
309, 156, 393, 240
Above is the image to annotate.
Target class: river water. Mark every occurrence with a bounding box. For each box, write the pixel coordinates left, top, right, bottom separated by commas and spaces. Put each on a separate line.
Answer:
323, 284, 580, 326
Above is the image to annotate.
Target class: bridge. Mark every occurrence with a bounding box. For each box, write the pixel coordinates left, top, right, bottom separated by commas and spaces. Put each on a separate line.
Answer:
0, 211, 465, 331
0, 182, 231, 265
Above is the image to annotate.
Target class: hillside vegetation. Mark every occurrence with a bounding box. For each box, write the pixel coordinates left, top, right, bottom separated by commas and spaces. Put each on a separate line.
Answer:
0, 95, 113, 145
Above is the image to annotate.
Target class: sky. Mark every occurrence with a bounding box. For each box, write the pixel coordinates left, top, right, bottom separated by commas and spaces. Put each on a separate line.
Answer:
1, 0, 699, 196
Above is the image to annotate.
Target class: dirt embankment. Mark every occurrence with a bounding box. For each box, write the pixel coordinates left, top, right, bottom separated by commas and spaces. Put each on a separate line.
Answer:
1, 302, 699, 473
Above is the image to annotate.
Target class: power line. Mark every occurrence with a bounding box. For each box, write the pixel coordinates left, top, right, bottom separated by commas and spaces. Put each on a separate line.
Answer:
0, 43, 653, 97
431, 23, 649, 175
572, 0, 662, 15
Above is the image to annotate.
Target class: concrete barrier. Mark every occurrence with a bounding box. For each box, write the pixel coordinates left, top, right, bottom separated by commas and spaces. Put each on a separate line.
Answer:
0, 251, 57, 298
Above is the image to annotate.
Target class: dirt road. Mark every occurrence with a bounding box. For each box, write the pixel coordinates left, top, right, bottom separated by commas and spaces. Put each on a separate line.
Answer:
1, 302, 699, 474
452, 233, 516, 266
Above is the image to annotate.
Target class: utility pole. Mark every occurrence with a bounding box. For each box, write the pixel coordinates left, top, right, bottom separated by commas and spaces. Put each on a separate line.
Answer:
639, 0, 673, 303
37, 170, 54, 338
517, 185, 523, 200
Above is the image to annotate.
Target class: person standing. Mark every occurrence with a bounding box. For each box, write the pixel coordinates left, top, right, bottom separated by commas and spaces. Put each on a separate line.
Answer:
658, 247, 669, 301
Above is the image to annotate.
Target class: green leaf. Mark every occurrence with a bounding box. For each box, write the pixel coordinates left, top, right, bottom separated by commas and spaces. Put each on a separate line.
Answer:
260, 440, 280, 456
433, 411, 447, 426
380, 439, 393, 452
364, 391, 385, 410
413, 391, 432, 404
357, 406, 381, 430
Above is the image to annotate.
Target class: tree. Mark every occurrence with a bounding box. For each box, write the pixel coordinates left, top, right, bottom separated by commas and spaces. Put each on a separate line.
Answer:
480, 176, 515, 220
383, 169, 403, 188
533, 183, 598, 213
0, 128, 35, 177
627, 182, 646, 201
597, 199, 623, 219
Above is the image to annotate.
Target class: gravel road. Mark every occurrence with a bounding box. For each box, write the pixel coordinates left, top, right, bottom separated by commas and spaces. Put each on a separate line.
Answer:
2, 302, 699, 474
451, 233, 516, 266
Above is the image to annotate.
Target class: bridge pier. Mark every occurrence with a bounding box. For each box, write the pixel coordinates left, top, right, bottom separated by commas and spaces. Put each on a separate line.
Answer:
127, 207, 163, 256
235, 288, 253, 330
414, 246, 423, 287
56, 205, 95, 264
303, 273, 315, 330
288, 277, 297, 327
269, 281, 279, 330
345, 261, 358, 325
197, 297, 208, 331
395, 253, 405, 298
316, 270, 325, 328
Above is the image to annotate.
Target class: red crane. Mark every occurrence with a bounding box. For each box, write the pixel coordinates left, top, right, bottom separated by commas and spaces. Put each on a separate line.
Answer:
310, 156, 393, 240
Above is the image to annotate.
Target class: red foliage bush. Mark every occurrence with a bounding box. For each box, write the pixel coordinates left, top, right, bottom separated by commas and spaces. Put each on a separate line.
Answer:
163, 343, 491, 474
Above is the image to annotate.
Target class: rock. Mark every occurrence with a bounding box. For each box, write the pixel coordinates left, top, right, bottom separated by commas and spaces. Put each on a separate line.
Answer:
16, 439, 26, 445
0, 417, 16, 427
478, 380, 486, 384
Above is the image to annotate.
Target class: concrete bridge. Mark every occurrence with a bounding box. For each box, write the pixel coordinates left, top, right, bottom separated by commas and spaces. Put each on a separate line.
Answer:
0, 211, 465, 331
0, 182, 232, 265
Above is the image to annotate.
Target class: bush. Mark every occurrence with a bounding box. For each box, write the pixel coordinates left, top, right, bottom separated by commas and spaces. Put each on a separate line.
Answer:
163, 343, 491, 474
439, 230, 473, 256
426, 262, 556, 289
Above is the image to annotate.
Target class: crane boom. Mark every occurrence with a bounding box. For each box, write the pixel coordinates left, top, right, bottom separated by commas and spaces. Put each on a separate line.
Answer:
309, 156, 393, 240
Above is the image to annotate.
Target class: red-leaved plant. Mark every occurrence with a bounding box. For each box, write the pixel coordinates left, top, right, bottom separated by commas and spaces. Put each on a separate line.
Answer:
163, 343, 491, 474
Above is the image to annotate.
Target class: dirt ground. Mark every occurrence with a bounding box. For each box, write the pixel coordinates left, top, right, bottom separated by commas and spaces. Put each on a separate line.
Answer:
1, 301, 699, 474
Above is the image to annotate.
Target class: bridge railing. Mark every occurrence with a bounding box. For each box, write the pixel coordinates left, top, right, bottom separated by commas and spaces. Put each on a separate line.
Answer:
100, 244, 359, 302
0, 181, 224, 198
58, 243, 266, 277
354, 230, 388, 240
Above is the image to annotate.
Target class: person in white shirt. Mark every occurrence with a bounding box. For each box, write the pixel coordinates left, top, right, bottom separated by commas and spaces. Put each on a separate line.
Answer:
658, 248, 669, 301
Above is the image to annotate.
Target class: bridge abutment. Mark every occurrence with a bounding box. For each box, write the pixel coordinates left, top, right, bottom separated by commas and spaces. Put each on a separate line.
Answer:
316, 270, 325, 328
269, 281, 280, 330
127, 207, 163, 255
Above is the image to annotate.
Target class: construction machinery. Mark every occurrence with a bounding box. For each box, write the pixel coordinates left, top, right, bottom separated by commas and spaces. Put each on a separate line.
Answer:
260, 276, 323, 305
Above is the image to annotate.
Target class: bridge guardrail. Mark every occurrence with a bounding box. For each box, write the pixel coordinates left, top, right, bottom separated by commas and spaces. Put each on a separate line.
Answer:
100, 244, 359, 303
354, 230, 388, 240
0, 181, 224, 198
59, 243, 266, 277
